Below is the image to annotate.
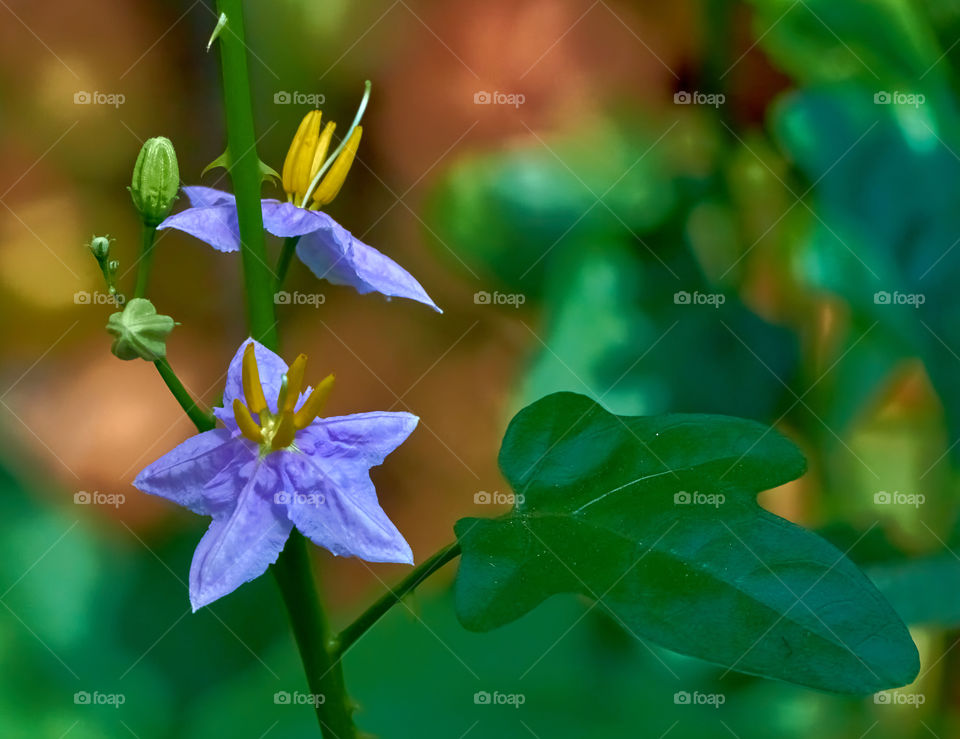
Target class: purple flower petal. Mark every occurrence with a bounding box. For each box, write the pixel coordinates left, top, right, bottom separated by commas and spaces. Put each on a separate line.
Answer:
157, 204, 241, 253
278, 412, 419, 564
158, 193, 440, 311
198, 439, 261, 511
261, 200, 441, 312
133, 429, 241, 515
156, 187, 238, 251
301, 411, 421, 467
189, 458, 292, 610
261, 200, 330, 238
183, 186, 237, 208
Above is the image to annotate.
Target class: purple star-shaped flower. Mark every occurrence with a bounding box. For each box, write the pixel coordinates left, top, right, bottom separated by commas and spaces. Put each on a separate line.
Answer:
134, 338, 417, 611
157, 186, 440, 312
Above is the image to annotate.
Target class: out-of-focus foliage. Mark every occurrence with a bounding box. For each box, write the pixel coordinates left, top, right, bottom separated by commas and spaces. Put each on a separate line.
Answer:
430, 116, 801, 421
427, 121, 678, 296
0, 460, 297, 738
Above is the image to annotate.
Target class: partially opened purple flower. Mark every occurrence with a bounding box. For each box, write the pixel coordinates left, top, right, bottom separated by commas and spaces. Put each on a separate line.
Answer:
134, 338, 417, 611
157, 89, 440, 312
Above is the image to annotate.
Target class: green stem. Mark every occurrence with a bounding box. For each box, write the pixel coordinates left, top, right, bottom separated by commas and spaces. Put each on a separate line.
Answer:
215, 0, 278, 348
134, 225, 157, 299
273, 532, 356, 737
337, 542, 461, 657
276, 236, 299, 291
153, 358, 215, 432
213, 4, 352, 736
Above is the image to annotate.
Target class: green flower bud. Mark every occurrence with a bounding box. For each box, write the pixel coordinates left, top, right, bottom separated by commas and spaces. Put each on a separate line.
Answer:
130, 137, 180, 227
106, 298, 176, 361
89, 236, 111, 261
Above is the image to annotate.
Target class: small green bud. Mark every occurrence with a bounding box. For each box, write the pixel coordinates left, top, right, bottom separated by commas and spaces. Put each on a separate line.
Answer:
89, 236, 111, 261
106, 298, 176, 361
130, 137, 180, 227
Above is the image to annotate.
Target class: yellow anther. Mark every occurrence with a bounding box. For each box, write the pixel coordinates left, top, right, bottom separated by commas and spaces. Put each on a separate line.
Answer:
280, 353, 308, 414
294, 374, 335, 430
233, 399, 264, 444
234, 347, 336, 453
281, 110, 324, 203
271, 411, 297, 450
308, 122, 336, 188
241, 343, 267, 414
312, 126, 362, 207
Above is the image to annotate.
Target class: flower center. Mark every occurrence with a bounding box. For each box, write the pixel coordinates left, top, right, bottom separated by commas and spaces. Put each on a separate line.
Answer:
233, 343, 335, 454
280, 81, 371, 209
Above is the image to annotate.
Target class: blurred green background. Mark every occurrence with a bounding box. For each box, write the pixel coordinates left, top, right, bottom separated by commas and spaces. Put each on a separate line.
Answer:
2, 0, 960, 735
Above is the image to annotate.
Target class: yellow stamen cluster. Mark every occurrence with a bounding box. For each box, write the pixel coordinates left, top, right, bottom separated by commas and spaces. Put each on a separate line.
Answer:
234, 343, 335, 453
281, 110, 363, 208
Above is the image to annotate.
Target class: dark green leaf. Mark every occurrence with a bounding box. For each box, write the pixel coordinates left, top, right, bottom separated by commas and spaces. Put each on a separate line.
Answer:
455, 392, 919, 693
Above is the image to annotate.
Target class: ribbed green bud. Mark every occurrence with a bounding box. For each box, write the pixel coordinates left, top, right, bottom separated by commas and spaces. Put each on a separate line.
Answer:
130, 137, 179, 227
106, 298, 176, 361
89, 236, 111, 261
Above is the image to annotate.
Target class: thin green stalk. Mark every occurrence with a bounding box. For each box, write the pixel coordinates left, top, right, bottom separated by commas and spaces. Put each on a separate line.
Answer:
273, 531, 356, 738
215, 0, 278, 348
213, 3, 353, 735
134, 225, 157, 299
337, 542, 461, 657
154, 358, 215, 432
276, 236, 299, 290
